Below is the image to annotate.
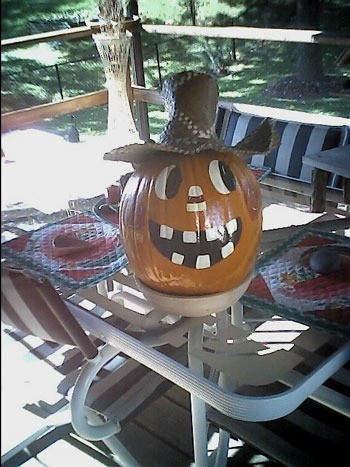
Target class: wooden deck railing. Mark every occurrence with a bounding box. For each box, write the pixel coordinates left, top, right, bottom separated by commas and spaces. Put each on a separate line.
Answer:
2, 23, 349, 51
1, 87, 163, 133
2, 23, 349, 133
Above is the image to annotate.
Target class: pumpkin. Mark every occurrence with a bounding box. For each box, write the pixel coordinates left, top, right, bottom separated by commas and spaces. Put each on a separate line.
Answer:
119, 149, 262, 296
104, 71, 278, 297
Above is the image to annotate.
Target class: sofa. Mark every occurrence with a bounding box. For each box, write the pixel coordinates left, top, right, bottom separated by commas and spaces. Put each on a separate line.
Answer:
215, 102, 350, 210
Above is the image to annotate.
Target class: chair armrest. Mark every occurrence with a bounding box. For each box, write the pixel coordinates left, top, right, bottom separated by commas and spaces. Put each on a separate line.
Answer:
70, 344, 121, 441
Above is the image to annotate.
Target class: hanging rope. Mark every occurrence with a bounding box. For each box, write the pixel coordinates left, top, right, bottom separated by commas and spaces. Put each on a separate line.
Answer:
93, 1, 139, 145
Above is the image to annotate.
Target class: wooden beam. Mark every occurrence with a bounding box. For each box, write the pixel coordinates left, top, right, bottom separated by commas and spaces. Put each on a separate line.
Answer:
1, 90, 107, 133
142, 24, 350, 46
2, 24, 349, 52
1, 26, 93, 50
132, 86, 163, 105
128, 1, 151, 140
1, 87, 162, 133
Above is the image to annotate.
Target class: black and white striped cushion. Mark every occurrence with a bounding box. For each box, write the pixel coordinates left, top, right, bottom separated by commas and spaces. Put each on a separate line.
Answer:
1, 267, 98, 360
215, 107, 349, 189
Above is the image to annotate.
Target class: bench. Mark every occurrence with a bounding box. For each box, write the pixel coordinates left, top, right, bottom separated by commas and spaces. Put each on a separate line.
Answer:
215, 102, 350, 211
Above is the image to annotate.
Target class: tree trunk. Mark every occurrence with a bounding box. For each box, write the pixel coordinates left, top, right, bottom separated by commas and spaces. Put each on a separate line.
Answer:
188, 0, 196, 26
296, 0, 324, 82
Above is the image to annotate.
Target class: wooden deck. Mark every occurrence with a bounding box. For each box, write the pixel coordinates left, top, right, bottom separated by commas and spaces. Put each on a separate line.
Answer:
67, 384, 282, 466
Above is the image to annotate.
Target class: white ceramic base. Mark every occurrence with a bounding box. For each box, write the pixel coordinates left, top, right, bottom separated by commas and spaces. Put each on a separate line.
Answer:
135, 276, 252, 317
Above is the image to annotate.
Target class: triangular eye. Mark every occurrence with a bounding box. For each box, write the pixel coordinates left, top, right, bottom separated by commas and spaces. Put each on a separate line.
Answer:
209, 160, 236, 194
155, 165, 182, 200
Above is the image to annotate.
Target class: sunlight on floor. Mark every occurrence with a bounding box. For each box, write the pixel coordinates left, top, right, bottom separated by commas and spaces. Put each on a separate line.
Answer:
2, 129, 133, 214
1, 328, 66, 456
32, 439, 107, 467
262, 203, 323, 230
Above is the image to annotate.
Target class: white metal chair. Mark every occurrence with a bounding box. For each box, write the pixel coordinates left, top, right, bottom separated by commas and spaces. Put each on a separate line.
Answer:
1, 265, 186, 466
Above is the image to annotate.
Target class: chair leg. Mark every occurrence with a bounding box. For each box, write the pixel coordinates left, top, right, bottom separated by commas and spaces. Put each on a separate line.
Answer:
188, 325, 210, 467
87, 411, 141, 467
188, 306, 243, 466
71, 345, 122, 441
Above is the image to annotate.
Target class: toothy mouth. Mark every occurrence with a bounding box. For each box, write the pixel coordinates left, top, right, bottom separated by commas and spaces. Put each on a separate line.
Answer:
149, 217, 242, 269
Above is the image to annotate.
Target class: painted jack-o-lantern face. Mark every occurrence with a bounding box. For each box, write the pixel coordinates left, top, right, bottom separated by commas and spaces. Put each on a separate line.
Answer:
120, 149, 262, 296
105, 72, 278, 298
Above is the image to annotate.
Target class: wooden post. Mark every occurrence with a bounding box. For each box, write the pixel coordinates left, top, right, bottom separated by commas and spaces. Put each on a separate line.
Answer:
311, 168, 328, 213
127, 1, 151, 141
54, 64, 64, 100
343, 177, 350, 205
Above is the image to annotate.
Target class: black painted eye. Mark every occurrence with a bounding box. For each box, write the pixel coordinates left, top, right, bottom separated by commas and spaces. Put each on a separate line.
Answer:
209, 160, 236, 194
155, 165, 182, 200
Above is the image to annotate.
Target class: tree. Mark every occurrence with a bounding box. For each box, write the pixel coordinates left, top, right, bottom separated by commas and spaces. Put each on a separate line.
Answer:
295, 0, 324, 82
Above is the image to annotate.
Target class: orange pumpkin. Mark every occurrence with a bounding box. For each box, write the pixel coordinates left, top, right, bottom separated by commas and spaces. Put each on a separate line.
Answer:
119, 149, 262, 295
104, 71, 278, 297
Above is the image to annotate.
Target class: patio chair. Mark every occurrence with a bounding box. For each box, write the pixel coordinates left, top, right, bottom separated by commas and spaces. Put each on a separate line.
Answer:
1, 265, 185, 466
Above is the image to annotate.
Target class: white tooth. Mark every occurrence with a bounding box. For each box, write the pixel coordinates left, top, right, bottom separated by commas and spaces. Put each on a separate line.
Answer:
205, 227, 219, 241
183, 231, 197, 243
188, 186, 203, 197
221, 242, 234, 259
171, 252, 184, 265
186, 201, 207, 212
226, 219, 238, 235
196, 255, 211, 269
160, 224, 173, 239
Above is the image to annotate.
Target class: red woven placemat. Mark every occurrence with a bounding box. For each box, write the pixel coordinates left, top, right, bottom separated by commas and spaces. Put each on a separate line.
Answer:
2, 211, 128, 292
242, 229, 350, 338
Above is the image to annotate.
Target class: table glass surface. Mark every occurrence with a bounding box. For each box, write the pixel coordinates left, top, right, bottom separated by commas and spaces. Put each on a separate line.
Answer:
241, 228, 350, 338
1, 211, 128, 293
303, 144, 350, 178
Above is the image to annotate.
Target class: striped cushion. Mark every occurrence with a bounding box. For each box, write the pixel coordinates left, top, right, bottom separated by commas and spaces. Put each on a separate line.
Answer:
1, 267, 184, 428
1, 267, 97, 359
215, 106, 349, 189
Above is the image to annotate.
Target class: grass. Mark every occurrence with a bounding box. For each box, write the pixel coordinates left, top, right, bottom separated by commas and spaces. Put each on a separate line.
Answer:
1, 0, 349, 138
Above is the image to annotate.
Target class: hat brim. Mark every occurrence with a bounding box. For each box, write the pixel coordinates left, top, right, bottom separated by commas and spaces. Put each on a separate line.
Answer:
103, 119, 279, 164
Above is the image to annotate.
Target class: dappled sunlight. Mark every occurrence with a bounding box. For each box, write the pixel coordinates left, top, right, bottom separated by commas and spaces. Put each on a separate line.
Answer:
249, 78, 267, 85
3, 43, 62, 66
2, 129, 133, 214
248, 316, 309, 354
262, 203, 323, 230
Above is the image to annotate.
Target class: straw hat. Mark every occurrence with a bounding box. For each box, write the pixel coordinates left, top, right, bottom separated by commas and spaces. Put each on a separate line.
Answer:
104, 71, 278, 165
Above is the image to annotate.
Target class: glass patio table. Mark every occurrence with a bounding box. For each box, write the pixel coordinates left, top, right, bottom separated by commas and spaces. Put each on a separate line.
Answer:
2, 208, 349, 466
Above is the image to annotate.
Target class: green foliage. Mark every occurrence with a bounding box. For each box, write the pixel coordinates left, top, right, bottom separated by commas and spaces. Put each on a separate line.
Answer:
1, 0, 98, 39
1, 0, 349, 137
